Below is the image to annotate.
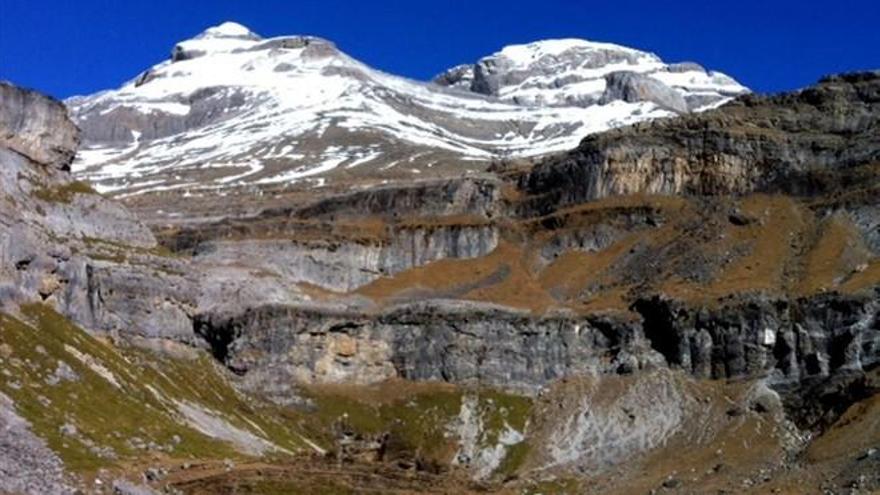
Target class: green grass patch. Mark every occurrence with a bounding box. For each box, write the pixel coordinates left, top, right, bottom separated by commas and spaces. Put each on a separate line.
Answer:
496, 440, 530, 479
522, 478, 582, 494
301, 385, 534, 476
0, 304, 537, 481
0, 305, 296, 472
302, 386, 463, 463
478, 389, 533, 446
32, 181, 97, 204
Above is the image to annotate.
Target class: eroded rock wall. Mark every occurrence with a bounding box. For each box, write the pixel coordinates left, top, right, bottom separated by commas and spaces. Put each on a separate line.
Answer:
194, 291, 879, 404
520, 72, 880, 215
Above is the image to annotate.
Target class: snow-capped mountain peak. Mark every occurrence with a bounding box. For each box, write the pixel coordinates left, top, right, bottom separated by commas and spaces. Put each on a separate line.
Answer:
67, 23, 748, 204
170, 21, 264, 62
435, 38, 747, 110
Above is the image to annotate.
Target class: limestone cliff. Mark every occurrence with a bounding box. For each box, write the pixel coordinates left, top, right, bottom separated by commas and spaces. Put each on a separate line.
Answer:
520, 71, 880, 214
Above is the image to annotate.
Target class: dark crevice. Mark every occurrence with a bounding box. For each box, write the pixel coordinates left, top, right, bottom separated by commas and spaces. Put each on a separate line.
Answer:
632, 297, 682, 367
193, 315, 245, 375
829, 331, 855, 371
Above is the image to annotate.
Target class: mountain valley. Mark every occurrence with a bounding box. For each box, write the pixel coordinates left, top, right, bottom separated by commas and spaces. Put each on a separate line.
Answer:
0, 21, 878, 495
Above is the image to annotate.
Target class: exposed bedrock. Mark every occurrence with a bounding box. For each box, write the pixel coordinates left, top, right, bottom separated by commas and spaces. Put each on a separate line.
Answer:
519, 71, 880, 216
0, 83, 160, 328
290, 177, 502, 221
599, 71, 688, 113
71, 87, 253, 144
194, 224, 499, 292
194, 291, 879, 412
0, 82, 79, 171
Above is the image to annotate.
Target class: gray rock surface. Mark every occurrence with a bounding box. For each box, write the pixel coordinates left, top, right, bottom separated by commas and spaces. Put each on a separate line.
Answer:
600, 71, 688, 113
194, 224, 498, 292
0, 82, 79, 170
0, 392, 73, 494
520, 71, 880, 215
111, 479, 159, 495
193, 290, 878, 404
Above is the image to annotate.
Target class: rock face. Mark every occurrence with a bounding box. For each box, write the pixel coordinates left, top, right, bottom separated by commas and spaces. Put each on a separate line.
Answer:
195, 224, 499, 292
196, 292, 878, 408
154, 74, 879, 436
0, 392, 72, 495
599, 71, 688, 113
0, 84, 159, 322
520, 71, 880, 214
0, 82, 305, 347
0, 82, 79, 170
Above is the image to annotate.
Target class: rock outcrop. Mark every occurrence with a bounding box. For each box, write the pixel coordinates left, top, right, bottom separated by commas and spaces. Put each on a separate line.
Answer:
0, 82, 79, 170
0, 83, 160, 323
192, 291, 878, 412
0, 392, 72, 495
599, 71, 689, 113
520, 71, 880, 215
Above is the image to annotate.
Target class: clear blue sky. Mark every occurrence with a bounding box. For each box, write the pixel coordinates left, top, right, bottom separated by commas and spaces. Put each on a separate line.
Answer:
1, 0, 878, 99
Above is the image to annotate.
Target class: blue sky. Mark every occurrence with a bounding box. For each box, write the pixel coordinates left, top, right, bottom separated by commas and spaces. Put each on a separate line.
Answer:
1, 0, 878, 99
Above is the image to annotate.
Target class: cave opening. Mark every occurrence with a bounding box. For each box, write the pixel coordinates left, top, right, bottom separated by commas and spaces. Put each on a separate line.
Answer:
632, 297, 682, 367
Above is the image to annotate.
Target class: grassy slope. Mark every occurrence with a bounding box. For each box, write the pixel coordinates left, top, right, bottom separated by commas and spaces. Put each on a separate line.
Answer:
0, 304, 535, 487
352, 193, 880, 314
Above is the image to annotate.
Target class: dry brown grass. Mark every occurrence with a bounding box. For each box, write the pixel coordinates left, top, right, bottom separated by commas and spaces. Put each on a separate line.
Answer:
711, 195, 806, 293
807, 392, 880, 463
342, 193, 878, 313
301, 378, 459, 406
537, 235, 640, 304
659, 195, 808, 304
357, 241, 558, 313
460, 243, 557, 313
798, 213, 874, 295
357, 242, 515, 300
841, 259, 880, 293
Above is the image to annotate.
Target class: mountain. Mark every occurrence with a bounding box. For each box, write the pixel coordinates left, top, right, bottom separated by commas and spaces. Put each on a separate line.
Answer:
433, 38, 745, 111
3, 59, 880, 495
67, 22, 746, 216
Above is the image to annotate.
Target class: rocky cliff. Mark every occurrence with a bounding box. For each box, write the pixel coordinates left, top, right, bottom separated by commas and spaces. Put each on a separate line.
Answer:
519, 71, 880, 213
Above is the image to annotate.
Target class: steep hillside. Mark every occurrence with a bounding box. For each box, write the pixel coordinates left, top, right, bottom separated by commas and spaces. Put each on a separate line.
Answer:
1, 65, 879, 495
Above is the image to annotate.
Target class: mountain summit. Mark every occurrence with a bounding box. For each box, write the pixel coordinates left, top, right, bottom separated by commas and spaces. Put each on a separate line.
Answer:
67, 22, 747, 218
434, 38, 745, 111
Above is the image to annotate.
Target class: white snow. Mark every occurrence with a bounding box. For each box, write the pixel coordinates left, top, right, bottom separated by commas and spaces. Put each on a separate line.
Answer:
498, 38, 650, 68
69, 24, 747, 195
202, 21, 254, 38
651, 69, 748, 95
